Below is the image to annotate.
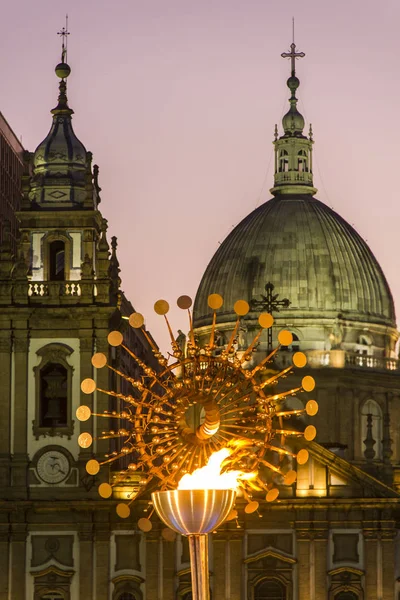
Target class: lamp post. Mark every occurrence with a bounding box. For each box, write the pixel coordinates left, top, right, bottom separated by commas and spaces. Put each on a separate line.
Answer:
152, 489, 236, 600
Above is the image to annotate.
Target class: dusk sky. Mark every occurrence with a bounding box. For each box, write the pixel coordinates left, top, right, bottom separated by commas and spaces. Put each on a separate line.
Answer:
1, 0, 399, 353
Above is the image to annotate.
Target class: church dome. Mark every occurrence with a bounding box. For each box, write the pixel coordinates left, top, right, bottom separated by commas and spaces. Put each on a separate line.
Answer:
194, 194, 395, 328
194, 42, 396, 334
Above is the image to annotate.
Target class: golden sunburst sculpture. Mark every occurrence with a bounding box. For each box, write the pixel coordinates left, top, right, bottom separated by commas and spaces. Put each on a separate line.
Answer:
77, 294, 318, 524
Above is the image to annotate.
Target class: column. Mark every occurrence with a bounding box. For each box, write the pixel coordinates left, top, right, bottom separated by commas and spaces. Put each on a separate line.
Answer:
297, 531, 311, 600
0, 527, 9, 600
10, 524, 27, 599
314, 532, 328, 600
163, 536, 175, 600
382, 532, 396, 599
230, 535, 243, 600
0, 331, 12, 489
94, 513, 110, 600
12, 330, 29, 494
146, 532, 159, 600
79, 526, 94, 599
212, 534, 226, 600
364, 533, 377, 600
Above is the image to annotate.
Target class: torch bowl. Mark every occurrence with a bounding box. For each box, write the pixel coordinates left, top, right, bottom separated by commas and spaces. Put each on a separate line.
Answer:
151, 489, 236, 535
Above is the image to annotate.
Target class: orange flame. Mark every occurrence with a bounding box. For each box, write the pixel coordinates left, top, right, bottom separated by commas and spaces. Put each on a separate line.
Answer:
177, 444, 256, 491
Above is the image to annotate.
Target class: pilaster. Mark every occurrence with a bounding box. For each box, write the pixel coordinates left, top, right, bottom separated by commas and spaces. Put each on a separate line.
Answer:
94, 517, 110, 600
0, 525, 9, 600
10, 522, 27, 599
79, 526, 94, 599
12, 330, 29, 495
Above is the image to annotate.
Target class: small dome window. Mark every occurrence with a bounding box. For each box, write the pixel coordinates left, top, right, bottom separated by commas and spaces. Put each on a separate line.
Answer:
278, 150, 289, 173
298, 149, 308, 172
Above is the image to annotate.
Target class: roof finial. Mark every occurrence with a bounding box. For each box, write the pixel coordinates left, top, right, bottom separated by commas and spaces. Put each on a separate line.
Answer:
57, 15, 70, 63
281, 22, 305, 77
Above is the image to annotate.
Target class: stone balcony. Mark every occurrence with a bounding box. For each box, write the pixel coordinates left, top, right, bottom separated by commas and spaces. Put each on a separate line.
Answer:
29, 281, 81, 298
305, 349, 399, 372
6, 278, 112, 305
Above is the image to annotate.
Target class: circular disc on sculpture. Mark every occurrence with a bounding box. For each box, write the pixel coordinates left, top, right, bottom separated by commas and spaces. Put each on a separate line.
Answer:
245, 501, 259, 514
86, 459, 100, 475
138, 517, 152, 532
266, 488, 279, 502
78, 432, 93, 448
177, 295, 192, 310
116, 503, 131, 519
296, 449, 309, 465
81, 378, 96, 394
302, 375, 316, 392
278, 330, 293, 346
234, 300, 250, 316
108, 331, 123, 347
293, 351, 307, 368
76, 405, 91, 421
129, 312, 144, 328
98, 483, 113, 498
162, 528, 177, 542
208, 293, 223, 310
284, 470, 297, 485
306, 400, 319, 416
92, 352, 107, 369
225, 509, 238, 522
258, 313, 274, 328
304, 425, 317, 441
154, 299, 170, 315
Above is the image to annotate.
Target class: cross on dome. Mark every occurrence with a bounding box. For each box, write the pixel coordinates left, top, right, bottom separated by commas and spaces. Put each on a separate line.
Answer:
281, 42, 305, 76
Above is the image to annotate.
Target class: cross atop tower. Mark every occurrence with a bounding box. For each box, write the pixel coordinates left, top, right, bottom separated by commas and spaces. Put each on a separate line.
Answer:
281, 42, 305, 77
57, 15, 70, 63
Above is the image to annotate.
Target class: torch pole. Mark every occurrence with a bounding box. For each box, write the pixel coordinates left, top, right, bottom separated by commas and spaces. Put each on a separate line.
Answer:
188, 534, 209, 600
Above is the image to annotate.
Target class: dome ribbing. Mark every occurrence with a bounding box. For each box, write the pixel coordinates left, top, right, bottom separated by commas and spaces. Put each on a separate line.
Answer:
194, 195, 395, 328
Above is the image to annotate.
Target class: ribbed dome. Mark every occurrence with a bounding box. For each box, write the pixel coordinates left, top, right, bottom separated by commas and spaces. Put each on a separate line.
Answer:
33, 118, 87, 172
194, 195, 395, 328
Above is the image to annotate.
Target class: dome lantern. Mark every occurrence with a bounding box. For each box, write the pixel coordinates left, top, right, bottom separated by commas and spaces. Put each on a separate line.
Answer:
270, 41, 317, 197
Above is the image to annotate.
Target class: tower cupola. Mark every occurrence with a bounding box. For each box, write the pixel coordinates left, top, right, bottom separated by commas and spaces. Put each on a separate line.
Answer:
270, 41, 317, 196
28, 42, 92, 208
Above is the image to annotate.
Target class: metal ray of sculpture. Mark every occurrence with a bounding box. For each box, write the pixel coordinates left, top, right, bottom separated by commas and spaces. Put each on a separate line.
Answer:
77, 294, 318, 520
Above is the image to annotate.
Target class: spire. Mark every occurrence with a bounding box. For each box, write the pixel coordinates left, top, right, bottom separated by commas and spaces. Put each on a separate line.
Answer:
270, 35, 317, 197
28, 20, 93, 209
52, 17, 72, 116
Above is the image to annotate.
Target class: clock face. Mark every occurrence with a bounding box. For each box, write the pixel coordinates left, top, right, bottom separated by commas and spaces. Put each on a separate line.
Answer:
36, 450, 70, 484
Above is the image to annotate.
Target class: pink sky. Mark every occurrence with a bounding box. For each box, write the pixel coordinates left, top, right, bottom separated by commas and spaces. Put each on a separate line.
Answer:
1, 0, 399, 353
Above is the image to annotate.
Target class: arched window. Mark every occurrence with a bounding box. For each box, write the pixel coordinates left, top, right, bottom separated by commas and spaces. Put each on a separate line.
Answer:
49, 240, 65, 281
39, 362, 68, 427
278, 150, 289, 173
298, 149, 308, 172
361, 399, 382, 459
254, 579, 286, 599
33, 343, 74, 439
335, 593, 358, 600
